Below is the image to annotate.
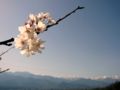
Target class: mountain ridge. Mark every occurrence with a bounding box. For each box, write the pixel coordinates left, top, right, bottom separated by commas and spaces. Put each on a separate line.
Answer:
0, 71, 119, 89
6, 71, 120, 82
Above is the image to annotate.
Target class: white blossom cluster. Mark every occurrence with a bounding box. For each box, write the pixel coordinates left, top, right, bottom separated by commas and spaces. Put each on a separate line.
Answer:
14, 12, 56, 57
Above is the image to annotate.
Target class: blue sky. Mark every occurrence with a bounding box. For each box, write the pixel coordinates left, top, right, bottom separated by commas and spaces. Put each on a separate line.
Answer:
0, 0, 120, 78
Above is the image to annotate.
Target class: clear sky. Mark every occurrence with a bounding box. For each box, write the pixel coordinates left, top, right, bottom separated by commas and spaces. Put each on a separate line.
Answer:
0, 0, 120, 78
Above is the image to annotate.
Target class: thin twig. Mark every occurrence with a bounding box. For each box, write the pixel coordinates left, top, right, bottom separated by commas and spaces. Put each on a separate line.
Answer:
0, 46, 14, 56
45, 6, 84, 31
0, 68, 9, 73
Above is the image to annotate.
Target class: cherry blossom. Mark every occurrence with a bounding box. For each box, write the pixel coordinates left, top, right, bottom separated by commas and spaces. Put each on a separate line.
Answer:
47, 13, 56, 24
37, 13, 43, 21
35, 21, 46, 33
29, 38, 45, 54
24, 21, 33, 27
20, 46, 35, 57
28, 14, 36, 23
18, 24, 35, 39
14, 12, 56, 57
14, 35, 27, 50
41, 12, 48, 21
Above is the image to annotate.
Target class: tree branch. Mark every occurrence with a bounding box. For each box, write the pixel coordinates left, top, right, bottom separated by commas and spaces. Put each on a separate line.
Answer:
0, 6, 85, 46
44, 6, 84, 31
0, 38, 14, 46
0, 68, 9, 73
0, 46, 14, 56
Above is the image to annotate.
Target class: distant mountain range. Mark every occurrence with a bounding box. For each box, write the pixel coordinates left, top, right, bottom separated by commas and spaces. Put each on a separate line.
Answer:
61, 75, 120, 80
0, 71, 119, 89
61, 75, 120, 83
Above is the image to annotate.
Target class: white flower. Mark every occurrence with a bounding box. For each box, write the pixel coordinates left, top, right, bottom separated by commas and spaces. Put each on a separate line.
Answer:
37, 13, 43, 21
28, 14, 36, 23
35, 15, 40, 23
14, 35, 27, 50
50, 20, 56, 24
19, 37, 45, 56
27, 33, 37, 45
35, 21, 46, 33
47, 13, 56, 24
39, 44, 45, 50
18, 24, 35, 39
20, 46, 35, 57
24, 21, 33, 27
29, 38, 45, 54
41, 12, 48, 21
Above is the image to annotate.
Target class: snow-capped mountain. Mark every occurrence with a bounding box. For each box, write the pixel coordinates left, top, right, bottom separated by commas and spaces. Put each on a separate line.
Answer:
60, 75, 120, 80
60, 75, 120, 83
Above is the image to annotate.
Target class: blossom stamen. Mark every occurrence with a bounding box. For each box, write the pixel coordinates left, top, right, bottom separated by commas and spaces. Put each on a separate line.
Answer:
39, 17, 42, 20
21, 40, 25, 45
31, 19, 35, 24
36, 27, 41, 31
25, 29, 30, 34
43, 16, 46, 19
29, 23, 33, 27
24, 22, 28, 25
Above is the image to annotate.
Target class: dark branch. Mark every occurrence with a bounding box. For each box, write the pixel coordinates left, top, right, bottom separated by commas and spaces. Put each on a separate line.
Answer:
0, 38, 14, 46
0, 68, 9, 73
0, 6, 84, 46
44, 6, 84, 32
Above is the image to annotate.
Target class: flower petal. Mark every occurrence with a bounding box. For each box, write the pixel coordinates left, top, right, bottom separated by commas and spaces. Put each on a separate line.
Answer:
51, 20, 56, 24
39, 44, 45, 50
20, 50, 26, 54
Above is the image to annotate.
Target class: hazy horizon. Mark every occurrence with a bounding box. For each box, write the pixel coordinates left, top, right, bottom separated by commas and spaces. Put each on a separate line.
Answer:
6, 71, 120, 80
